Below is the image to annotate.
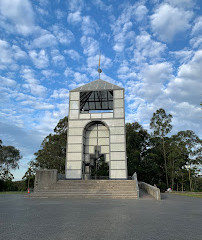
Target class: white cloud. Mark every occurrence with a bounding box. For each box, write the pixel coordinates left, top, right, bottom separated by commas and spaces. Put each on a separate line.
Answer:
0, 40, 13, 68
134, 5, 148, 22
111, 4, 138, 53
14, 92, 36, 102
52, 25, 74, 45
31, 33, 57, 48
21, 67, 47, 96
0, 76, 17, 87
87, 54, 112, 69
0, 0, 35, 35
38, 0, 48, 7
68, 82, 86, 90
67, 11, 82, 24
33, 102, 54, 110
165, 50, 202, 105
126, 62, 173, 102
68, 13, 98, 36
141, 62, 173, 83
20, 100, 54, 110
12, 45, 27, 59
35, 6, 48, 16
55, 9, 65, 20
133, 31, 166, 63
0, 40, 26, 69
81, 16, 99, 35
51, 88, 69, 99
68, 0, 84, 12
41, 69, 59, 78
150, 3, 193, 42
92, 0, 112, 12
191, 16, 202, 36
29, 49, 49, 69
51, 49, 65, 66
169, 50, 193, 64
64, 49, 81, 61
165, 0, 195, 9
22, 83, 47, 96
112, 20, 135, 52
64, 67, 74, 77
73, 72, 88, 83
80, 36, 99, 56
190, 36, 202, 49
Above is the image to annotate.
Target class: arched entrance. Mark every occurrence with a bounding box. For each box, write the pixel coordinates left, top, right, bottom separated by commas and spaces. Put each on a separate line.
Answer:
82, 121, 109, 179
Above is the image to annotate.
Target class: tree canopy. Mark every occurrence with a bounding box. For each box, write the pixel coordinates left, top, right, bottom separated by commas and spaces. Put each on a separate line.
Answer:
0, 140, 22, 191
34, 116, 68, 173
0, 139, 21, 181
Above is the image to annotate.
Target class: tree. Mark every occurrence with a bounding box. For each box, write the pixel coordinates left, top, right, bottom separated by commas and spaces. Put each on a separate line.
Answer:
167, 135, 188, 190
150, 108, 172, 188
0, 140, 22, 181
34, 117, 68, 173
126, 122, 149, 177
172, 130, 202, 191
22, 161, 36, 190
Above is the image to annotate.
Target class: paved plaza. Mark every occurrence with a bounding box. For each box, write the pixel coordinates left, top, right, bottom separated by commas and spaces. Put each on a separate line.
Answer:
0, 193, 201, 240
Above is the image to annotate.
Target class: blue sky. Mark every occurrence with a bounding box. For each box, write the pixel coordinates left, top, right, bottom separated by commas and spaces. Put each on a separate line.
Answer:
0, 0, 201, 180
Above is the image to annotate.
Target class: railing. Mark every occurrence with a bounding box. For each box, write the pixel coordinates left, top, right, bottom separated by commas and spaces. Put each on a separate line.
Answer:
139, 182, 161, 200
132, 172, 139, 199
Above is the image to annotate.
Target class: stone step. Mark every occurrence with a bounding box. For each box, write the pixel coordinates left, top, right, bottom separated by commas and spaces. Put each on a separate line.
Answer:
50, 189, 136, 192
55, 184, 136, 187
57, 180, 135, 184
51, 187, 136, 191
52, 185, 136, 189
31, 192, 138, 199
34, 180, 138, 199
37, 190, 137, 194
54, 186, 136, 189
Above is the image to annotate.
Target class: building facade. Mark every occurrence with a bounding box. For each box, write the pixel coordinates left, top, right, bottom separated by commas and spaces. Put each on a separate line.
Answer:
66, 79, 127, 179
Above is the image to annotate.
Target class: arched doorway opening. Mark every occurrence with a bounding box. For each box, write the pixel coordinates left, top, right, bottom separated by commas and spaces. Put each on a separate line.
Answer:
82, 121, 109, 179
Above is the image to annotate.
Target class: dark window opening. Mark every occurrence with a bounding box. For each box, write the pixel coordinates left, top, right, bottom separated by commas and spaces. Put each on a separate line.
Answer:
80, 90, 113, 113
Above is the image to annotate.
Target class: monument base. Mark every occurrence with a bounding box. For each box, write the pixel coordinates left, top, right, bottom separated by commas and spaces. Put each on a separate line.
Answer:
33, 169, 138, 199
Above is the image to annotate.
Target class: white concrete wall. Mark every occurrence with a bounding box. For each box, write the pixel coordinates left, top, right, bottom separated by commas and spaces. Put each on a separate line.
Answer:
66, 89, 127, 179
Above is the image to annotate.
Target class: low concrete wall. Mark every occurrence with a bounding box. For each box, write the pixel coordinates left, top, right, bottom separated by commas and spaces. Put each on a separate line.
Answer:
132, 172, 139, 199
139, 182, 161, 200
34, 169, 58, 191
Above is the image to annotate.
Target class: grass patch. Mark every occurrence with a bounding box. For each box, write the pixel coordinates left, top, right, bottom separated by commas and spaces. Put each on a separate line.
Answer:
170, 192, 202, 198
0, 191, 27, 194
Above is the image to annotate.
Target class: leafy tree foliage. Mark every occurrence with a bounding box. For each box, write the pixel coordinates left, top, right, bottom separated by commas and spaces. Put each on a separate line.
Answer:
126, 122, 149, 176
22, 161, 36, 189
150, 108, 173, 188
0, 139, 22, 191
167, 130, 202, 191
34, 116, 68, 173
0, 139, 21, 181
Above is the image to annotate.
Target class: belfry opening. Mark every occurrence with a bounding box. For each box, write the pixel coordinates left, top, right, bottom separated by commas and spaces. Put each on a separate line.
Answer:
83, 121, 109, 179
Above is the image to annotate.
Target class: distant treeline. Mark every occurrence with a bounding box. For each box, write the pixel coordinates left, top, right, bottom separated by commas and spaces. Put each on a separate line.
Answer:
1, 108, 201, 192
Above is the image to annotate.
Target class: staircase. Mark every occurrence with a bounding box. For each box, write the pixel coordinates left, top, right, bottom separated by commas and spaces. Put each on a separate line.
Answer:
32, 180, 138, 199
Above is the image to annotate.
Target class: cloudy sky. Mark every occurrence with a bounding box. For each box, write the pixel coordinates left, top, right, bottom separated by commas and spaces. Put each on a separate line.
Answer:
0, 0, 201, 180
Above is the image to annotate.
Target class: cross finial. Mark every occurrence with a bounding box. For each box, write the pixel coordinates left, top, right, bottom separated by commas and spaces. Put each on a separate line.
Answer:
97, 53, 102, 79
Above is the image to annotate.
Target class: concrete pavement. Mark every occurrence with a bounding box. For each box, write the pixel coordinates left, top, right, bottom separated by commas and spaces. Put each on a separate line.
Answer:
0, 193, 201, 240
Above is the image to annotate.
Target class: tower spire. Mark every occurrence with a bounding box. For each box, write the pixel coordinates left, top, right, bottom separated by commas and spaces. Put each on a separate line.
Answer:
97, 53, 102, 79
